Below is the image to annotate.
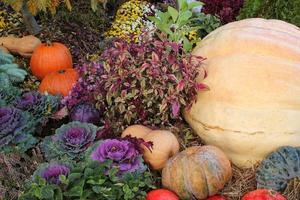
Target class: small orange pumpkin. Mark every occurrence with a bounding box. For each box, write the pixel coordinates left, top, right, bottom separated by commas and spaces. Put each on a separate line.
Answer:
30, 42, 73, 80
39, 68, 78, 96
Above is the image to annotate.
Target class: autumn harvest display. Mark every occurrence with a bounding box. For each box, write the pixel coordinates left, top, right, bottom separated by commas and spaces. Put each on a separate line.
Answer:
1, 0, 300, 199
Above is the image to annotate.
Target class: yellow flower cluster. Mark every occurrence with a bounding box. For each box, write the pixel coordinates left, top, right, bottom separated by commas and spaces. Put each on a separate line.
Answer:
0, 11, 7, 30
186, 30, 198, 42
0, 10, 22, 35
104, 0, 151, 42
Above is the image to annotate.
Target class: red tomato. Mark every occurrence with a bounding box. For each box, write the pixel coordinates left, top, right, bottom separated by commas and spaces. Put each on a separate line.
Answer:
206, 195, 227, 200
146, 189, 179, 200
242, 189, 286, 200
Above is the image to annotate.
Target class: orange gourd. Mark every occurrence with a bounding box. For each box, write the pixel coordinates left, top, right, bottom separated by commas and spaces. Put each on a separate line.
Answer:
39, 68, 78, 96
162, 146, 232, 199
121, 125, 180, 170
30, 42, 73, 80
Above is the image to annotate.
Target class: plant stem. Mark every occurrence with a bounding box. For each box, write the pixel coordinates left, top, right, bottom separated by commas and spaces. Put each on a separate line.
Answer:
21, 3, 41, 35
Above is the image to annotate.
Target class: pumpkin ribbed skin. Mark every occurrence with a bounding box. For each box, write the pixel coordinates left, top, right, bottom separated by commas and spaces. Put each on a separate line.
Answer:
39, 68, 78, 96
162, 145, 232, 199
256, 146, 300, 192
30, 42, 73, 80
184, 18, 300, 168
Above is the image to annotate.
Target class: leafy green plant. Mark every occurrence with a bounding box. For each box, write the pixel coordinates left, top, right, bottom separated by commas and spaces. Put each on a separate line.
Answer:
0, 51, 27, 83
238, 0, 300, 27
19, 161, 155, 200
148, 0, 218, 51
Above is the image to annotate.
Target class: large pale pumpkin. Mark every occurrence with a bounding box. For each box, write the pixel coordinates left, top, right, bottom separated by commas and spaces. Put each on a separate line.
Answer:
184, 18, 300, 168
162, 145, 232, 199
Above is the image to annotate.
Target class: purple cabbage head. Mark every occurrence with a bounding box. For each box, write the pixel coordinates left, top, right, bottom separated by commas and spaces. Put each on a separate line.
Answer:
34, 162, 70, 185
42, 121, 99, 161
90, 139, 145, 174
70, 103, 100, 124
0, 106, 35, 151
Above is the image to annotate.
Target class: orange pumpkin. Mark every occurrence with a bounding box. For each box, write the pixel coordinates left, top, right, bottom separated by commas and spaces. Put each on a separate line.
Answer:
30, 42, 73, 80
39, 68, 78, 96
162, 145, 232, 199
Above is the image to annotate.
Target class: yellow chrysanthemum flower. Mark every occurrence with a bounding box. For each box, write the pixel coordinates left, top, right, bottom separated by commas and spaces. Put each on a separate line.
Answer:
104, 0, 152, 42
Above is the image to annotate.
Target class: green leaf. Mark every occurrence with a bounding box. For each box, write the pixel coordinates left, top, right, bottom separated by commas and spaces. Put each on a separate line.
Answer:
183, 36, 193, 52
64, 180, 84, 197
168, 6, 179, 22
178, 10, 193, 26
90, 0, 98, 12
41, 185, 54, 199
188, 1, 203, 9
68, 173, 82, 182
179, 0, 188, 11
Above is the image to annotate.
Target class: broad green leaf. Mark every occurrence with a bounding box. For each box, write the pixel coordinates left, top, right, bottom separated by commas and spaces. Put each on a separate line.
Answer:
41, 185, 54, 199
68, 173, 82, 182
183, 36, 193, 52
168, 6, 179, 22
188, 1, 203, 9
178, 10, 193, 25
91, 0, 98, 12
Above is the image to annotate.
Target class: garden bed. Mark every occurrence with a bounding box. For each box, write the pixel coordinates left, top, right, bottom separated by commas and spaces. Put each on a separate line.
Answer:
0, 0, 299, 200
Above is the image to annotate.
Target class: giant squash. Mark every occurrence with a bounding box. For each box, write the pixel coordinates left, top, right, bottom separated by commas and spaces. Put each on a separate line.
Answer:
184, 18, 300, 168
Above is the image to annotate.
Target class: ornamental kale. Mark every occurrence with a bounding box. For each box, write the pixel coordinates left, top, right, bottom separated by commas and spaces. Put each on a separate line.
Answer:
89, 139, 146, 175
33, 162, 71, 185
41, 121, 99, 161
0, 50, 27, 83
0, 106, 37, 152
70, 103, 100, 125
20, 160, 155, 200
13, 91, 60, 123
95, 35, 207, 132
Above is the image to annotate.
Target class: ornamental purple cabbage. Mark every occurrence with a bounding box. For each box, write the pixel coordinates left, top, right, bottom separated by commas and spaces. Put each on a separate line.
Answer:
70, 103, 100, 124
0, 106, 36, 152
90, 139, 144, 174
13, 91, 60, 122
41, 121, 99, 161
33, 162, 70, 185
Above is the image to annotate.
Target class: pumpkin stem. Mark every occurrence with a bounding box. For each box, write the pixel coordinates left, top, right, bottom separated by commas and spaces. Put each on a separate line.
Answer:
58, 69, 66, 74
46, 40, 53, 46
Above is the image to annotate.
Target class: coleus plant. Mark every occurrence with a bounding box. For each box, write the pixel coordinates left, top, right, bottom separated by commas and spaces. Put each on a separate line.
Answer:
90, 34, 207, 132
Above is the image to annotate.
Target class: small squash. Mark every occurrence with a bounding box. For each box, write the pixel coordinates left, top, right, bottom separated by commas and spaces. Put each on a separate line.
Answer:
121, 125, 180, 170
256, 146, 300, 192
0, 35, 41, 58
146, 189, 179, 200
122, 124, 152, 139
162, 145, 232, 199
242, 189, 286, 200
39, 68, 78, 96
30, 42, 73, 80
